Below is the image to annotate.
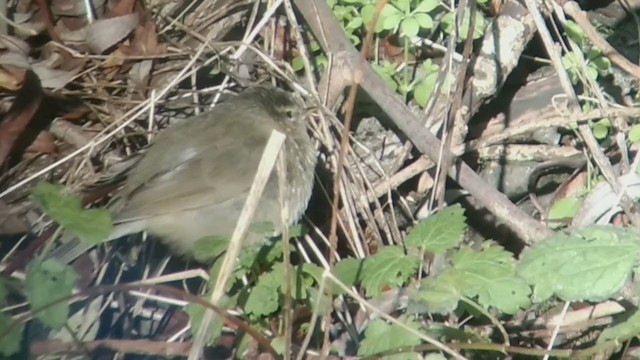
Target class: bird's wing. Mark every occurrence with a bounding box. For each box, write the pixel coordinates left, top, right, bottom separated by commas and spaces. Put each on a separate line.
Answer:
115, 108, 273, 222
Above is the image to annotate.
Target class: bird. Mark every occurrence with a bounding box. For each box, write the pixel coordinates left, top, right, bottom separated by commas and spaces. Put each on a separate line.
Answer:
50, 86, 317, 263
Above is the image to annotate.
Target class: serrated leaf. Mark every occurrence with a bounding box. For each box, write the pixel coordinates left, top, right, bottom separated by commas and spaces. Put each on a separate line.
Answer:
335, 257, 366, 288
598, 308, 640, 344
405, 204, 466, 253
245, 280, 279, 318
270, 263, 315, 300
517, 226, 640, 302
193, 236, 229, 262
411, 271, 461, 314
548, 196, 582, 221
31, 182, 112, 245
361, 246, 420, 297
358, 318, 422, 358
452, 243, 531, 314
26, 258, 78, 329
0, 312, 22, 356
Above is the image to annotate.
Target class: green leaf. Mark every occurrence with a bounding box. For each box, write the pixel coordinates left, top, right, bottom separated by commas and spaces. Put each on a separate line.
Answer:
334, 257, 366, 289
564, 20, 586, 46
591, 55, 611, 73
358, 318, 422, 358
193, 236, 229, 262
441, 11, 485, 41
245, 278, 280, 318
628, 124, 640, 143
598, 308, 640, 344
411, 271, 462, 314
414, 12, 433, 30
393, 0, 411, 12
269, 263, 315, 300
517, 226, 640, 302
361, 246, 420, 297
451, 243, 531, 314
547, 196, 583, 221
400, 16, 419, 38
26, 258, 78, 329
586, 66, 599, 81
31, 182, 112, 245
592, 119, 610, 140
0, 280, 7, 307
405, 204, 466, 253
185, 303, 223, 343
382, 11, 403, 31
0, 312, 22, 356
291, 56, 305, 72
414, 0, 439, 13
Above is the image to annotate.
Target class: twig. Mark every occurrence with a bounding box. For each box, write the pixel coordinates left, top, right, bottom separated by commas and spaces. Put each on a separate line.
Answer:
293, 0, 551, 245
562, 1, 640, 80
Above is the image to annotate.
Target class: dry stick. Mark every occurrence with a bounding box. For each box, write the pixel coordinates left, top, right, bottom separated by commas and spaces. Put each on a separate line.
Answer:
523, 0, 640, 228
435, 0, 476, 209
277, 147, 292, 360
320, 0, 389, 356
293, 0, 551, 245
563, 1, 640, 80
187, 130, 286, 360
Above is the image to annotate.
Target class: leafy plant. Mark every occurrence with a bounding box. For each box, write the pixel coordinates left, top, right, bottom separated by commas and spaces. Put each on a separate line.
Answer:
31, 182, 112, 245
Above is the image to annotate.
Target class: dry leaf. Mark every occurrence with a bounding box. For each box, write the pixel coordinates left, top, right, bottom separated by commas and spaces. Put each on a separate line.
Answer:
31, 61, 79, 89
121, 21, 167, 56
27, 131, 57, 154
60, 13, 139, 54
0, 70, 43, 167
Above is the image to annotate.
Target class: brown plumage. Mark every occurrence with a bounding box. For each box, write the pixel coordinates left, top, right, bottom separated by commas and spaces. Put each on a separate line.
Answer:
52, 86, 317, 262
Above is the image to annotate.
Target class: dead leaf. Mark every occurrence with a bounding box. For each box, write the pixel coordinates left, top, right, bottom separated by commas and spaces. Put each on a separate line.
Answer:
128, 60, 152, 88
60, 13, 139, 54
0, 70, 43, 168
120, 21, 167, 56
109, 0, 137, 18
26, 131, 56, 154
0, 66, 25, 91
31, 61, 79, 89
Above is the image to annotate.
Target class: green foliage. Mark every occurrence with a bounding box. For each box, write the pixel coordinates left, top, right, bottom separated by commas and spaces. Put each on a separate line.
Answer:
628, 124, 640, 143
405, 204, 465, 253
25, 258, 78, 329
376, 0, 439, 38
244, 263, 320, 318
547, 196, 583, 222
31, 182, 112, 245
185, 303, 224, 343
441, 10, 486, 41
0, 312, 22, 356
361, 246, 420, 297
323, 0, 494, 112
357, 318, 423, 359
517, 226, 640, 302
562, 20, 611, 85
598, 308, 640, 344
193, 236, 229, 262
412, 242, 531, 315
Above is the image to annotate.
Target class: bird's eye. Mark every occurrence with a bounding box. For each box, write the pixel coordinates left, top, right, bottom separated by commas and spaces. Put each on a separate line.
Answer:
285, 109, 294, 119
